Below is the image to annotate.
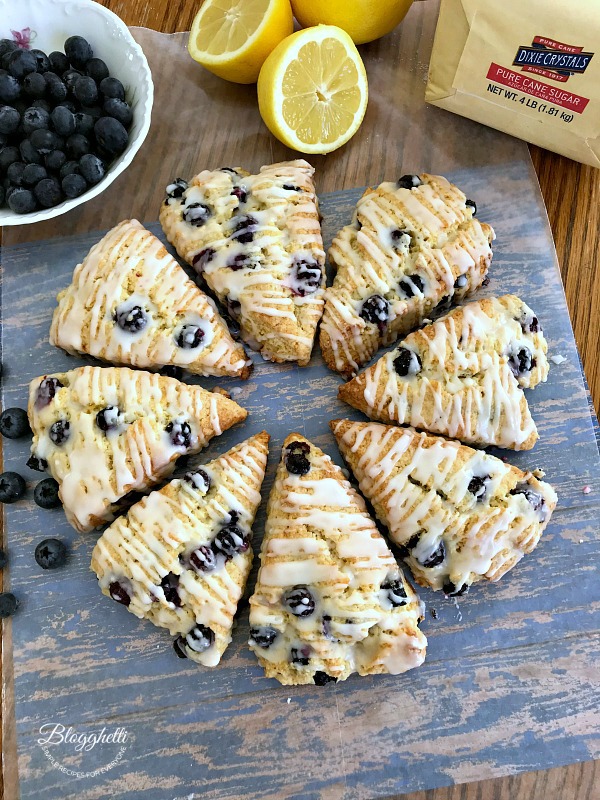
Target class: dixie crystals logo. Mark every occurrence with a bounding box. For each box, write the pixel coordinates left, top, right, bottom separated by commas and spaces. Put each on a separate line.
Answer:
513, 36, 593, 83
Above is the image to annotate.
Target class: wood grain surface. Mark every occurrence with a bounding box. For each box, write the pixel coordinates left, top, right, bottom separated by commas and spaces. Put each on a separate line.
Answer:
1, 1, 599, 798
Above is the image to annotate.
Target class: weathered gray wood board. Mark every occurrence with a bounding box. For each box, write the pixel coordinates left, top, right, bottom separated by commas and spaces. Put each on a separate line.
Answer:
1, 159, 600, 799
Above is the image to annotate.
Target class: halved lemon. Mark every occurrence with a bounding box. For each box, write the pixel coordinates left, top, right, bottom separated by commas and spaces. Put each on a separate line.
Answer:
257, 25, 369, 154
188, 0, 294, 84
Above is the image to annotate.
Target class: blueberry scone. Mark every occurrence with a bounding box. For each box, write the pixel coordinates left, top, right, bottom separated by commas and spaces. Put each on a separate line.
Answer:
159, 160, 325, 366
91, 432, 269, 666
339, 295, 549, 450
248, 433, 427, 686
27, 366, 247, 532
50, 220, 251, 379
320, 173, 495, 378
331, 419, 557, 595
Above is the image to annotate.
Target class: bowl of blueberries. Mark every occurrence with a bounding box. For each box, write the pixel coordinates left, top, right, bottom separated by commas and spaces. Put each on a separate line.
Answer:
0, 0, 153, 224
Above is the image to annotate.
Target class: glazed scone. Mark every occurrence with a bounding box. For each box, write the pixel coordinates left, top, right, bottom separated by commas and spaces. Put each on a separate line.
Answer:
320, 173, 495, 378
27, 366, 247, 533
91, 432, 269, 666
159, 160, 325, 366
339, 295, 549, 450
248, 433, 427, 686
50, 220, 251, 379
331, 419, 557, 594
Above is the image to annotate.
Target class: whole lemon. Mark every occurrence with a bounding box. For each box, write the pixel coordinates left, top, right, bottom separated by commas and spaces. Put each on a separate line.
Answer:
290, 0, 414, 45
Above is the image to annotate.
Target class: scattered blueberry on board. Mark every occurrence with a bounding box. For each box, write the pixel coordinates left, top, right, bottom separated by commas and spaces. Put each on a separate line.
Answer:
0, 34, 132, 214
0, 471, 27, 504
34, 538, 68, 570
0, 407, 30, 439
0, 592, 19, 618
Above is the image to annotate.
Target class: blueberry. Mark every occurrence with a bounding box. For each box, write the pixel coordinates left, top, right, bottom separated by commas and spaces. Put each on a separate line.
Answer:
0, 471, 27, 503
60, 159, 81, 179
291, 647, 310, 666
290, 258, 322, 296
192, 247, 215, 271
31, 97, 52, 112
7, 187, 36, 213
73, 75, 98, 106
228, 253, 251, 271
114, 303, 147, 332
313, 671, 337, 685
48, 51, 70, 75
284, 440, 311, 475
175, 324, 205, 349
443, 581, 469, 597
66, 133, 90, 159
249, 626, 278, 648
51, 105, 76, 137
31, 128, 62, 155
165, 177, 188, 203
43, 71, 68, 102
73, 111, 94, 136
468, 475, 490, 501
398, 274, 424, 298
61, 173, 87, 198
391, 228, 412, 249
510, 482, 547, 519
419, 540, 446, 568
189, 545, 217, 573
0, 40, 18, 58
33, 478, 61, 509
86, 57, 109, 83
62, 68, 82, 94
19, 138, 43, 165
77, 153, 104, 185
159, 365, 184, 380
160, 572, 181, 606
381, 578, 408, 607
27, 454, 48, 472
64, 36, 94, 69
36, 376, 63, 407
212, 523, 249, 559
34, 537, 67, 569
520, 315, 540, 334
30, 49, 50, 73
183, 202, 211, 227
220, 167, 239, 175
8, 49, 38, 79
360, 294, 389, 329
454, 274, 468, 289
45, 149, 66, 172
184, 468, 211, 493
103, 97, 132, 127
282, 183, 301, 191
22, 71, 46, 98
393, 347, 421, 377
35, 176, 62, 207
109, 580, 131, 606
23, 106, 50, 133
0, 145, 19, 171
0, 105, 20, 135
6, 161, 26, 186
165, 420, 192, 448
0, 407, 30, 438
173, 624, 215, 658
99, 76, 125, 101
283, 585, 315, 617
0, 593, 19, 618
94, 116, 128, 155
231, 186, 247, 203
22, 163, 47, 186
232, 214, 257, 243
96, 406, 121, 432
0, 73, 20, 103
397, 174, 423, 189
0, 549, 7, 569
465, 199, 477, 215
49, 419, 70, 445
507, 346, 534, 377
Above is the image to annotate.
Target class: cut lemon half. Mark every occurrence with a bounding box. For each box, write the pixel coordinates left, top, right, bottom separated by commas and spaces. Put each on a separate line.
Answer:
257, 25, 368, 154
188, 0, 294, 84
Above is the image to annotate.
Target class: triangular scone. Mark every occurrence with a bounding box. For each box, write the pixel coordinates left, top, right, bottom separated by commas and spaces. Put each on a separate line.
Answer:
320, 173, 495, 378
27, 366, 247, 532
159, 160, 325, 366
91, 432, 269, 666
49, 220, 251, 379
339, 295, 549, 450
248, 433, 427, 686
331, 420, 557, 595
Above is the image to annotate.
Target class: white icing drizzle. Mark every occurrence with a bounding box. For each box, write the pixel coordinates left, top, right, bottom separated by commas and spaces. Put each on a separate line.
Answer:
49, 220, 249, 378
332, 419, 558, 592
159, 160, 326, 366
248, 435, 427, 684
342, 294, 549, 450
320, 173, 495, 376
91, 432, 269, 667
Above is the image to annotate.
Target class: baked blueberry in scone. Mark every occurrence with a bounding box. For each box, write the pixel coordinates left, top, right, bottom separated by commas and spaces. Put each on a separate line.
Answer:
331, 419, 557, 594
320, 173, 494, 378
27, 366, 247, 532
50, 219, 251, 379
248, 433, 427, 686
338, 295, 549, 450
159, 161, 325, 367
91, 432, 269, 666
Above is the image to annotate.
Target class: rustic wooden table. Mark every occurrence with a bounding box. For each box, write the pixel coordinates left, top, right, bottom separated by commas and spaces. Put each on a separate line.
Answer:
1, 0, 598, 798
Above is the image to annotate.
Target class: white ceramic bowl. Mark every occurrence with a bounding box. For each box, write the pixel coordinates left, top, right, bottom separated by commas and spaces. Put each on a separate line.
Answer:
0, 0, 153, 226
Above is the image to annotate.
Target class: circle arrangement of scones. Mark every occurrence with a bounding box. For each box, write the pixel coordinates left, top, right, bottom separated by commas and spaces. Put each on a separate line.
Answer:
27, 366, 247, 532
158, 159, 326, 366
319, 174, 495, 378
248, 433, 427, 685
91, 432, 269, 667
50, 219, 252, 379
